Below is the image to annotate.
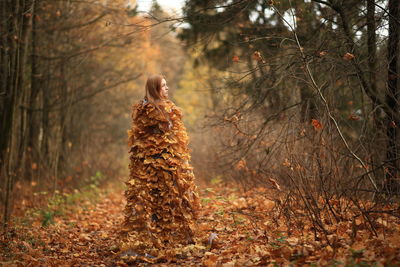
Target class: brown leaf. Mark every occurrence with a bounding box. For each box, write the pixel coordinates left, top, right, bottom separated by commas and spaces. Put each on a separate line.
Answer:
202, 252, 219, 267
268, 178, 281, 191
286, 237, 299, 246
343, 52, 355, 61
235, 159, 246, 170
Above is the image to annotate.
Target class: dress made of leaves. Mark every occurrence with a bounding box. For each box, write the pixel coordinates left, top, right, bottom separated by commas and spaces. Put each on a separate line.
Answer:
119, 99, 201, 259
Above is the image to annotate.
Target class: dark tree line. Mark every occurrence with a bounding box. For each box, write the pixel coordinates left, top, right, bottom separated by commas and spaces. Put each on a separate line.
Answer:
179, 0, 400, 195
0, 0, 150, 229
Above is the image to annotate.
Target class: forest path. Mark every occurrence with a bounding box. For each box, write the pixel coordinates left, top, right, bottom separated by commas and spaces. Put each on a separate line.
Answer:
3, 181, 399, 266
2, 182, 279, 266
2, 183, 126, 266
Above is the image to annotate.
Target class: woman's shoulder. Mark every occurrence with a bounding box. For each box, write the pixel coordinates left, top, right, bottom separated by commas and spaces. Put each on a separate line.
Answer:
132, 99, 181, 114
132, 99, 157, 111
133, 98, 169, 107
131, 99, 154, 119
132, 99, 169, 121
165, 100, 183, 118
144, 99, 177, 111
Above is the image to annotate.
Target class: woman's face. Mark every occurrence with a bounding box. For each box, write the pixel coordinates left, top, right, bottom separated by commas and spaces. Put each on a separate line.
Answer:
160, 78, 168, 99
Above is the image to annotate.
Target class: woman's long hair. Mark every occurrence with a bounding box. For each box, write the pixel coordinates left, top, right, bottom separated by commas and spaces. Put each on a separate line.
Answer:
144, 74, 171, 124
145, 74, 164, 102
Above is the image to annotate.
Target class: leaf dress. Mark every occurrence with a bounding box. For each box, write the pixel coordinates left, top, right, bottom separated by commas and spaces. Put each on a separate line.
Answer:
119, 99, 201, 258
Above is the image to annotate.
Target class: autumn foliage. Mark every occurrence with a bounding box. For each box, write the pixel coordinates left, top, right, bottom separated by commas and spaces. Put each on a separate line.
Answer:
1, 180, 399, 265
2, 0, 400, 265
119, 99, 201, 261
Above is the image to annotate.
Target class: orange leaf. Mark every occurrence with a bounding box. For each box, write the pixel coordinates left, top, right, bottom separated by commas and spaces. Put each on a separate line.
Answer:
232, 55, 239, 62
311, 119, 323, 130
31, 163, 37, 170
343, 52, 355, 61
202, 252, 219, 267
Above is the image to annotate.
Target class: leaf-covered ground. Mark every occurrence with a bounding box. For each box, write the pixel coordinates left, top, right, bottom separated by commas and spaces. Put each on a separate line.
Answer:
1, 181, 400, 266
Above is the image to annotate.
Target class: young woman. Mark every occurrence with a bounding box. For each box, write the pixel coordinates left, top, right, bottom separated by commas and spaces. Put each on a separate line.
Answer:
119, 74, 201, 259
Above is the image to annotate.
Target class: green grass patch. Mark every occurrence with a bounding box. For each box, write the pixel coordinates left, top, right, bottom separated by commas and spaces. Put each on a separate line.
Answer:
20, 171, 110, 228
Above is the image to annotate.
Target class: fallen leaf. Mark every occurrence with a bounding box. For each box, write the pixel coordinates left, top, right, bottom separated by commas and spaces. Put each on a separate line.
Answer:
343, 52, 355, 61
311, 119, 323, 130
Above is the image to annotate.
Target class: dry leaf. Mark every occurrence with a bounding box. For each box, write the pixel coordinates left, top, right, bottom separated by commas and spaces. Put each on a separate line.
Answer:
268, 178, 281, 191
120, 100, 201, 257
311, 119, 323, 130
343, 52, 355, 61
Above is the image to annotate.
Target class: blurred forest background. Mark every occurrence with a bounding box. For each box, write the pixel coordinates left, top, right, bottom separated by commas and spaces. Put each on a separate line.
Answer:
1, 0, 399, 238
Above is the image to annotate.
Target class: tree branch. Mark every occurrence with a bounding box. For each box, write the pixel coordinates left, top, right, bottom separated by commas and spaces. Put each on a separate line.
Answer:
51, 12, 108, 32
20, 74, 141, 112
272, 3, 379, 192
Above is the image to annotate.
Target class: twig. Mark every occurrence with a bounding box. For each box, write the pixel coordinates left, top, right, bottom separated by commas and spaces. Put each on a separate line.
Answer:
271, 3, 379, 192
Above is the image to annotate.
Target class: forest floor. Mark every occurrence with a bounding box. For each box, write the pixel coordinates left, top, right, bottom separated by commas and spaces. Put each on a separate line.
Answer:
1, 179, 400, 266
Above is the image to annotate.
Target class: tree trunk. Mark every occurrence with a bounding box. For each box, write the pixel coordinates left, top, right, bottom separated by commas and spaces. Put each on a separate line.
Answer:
2, 0, 22, 230
0, 0, 16, 168
25, 0, 39, 182
17, 0, 34, 173
367, 0, 377, 110
385, 0, 400, 193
